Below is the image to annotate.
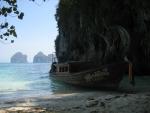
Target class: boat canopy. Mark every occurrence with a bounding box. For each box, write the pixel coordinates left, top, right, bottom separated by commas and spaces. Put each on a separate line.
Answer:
55, 61, 99, 73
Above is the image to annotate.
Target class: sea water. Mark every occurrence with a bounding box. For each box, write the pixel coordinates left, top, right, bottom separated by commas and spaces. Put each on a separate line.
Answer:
0, 63, 150, 103
0, 63, 54, 100
0, 63, 86, 102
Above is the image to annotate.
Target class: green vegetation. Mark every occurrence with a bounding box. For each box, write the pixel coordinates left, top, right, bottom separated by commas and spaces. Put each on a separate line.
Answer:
0, 0, 24, 43
0, 0, 45, 43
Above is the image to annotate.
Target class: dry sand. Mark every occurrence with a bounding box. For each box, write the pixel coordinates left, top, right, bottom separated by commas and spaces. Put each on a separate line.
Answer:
0, 76, 150, 113
0, 91, 150, 113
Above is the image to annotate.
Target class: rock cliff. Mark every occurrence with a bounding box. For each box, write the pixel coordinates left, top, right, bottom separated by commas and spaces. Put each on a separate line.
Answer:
55, 0, 150, 74
33, 52, 50, 63
11, 52, 27, 63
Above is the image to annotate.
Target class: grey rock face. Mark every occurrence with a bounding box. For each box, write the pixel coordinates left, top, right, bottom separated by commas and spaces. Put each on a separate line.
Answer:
11, 52, 28, 63
33, 52, 49, 63
55, 0, 150, 74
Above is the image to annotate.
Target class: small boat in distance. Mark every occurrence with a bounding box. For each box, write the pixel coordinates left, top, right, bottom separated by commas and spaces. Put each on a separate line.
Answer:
49, 61, 128, 89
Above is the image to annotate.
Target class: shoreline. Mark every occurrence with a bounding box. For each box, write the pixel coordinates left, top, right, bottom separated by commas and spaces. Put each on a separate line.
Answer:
0, 91, 150, 113
0, 76, 150, 113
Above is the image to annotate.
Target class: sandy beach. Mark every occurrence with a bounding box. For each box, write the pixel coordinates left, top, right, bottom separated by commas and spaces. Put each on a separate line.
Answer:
0, 91, 150, 113
0, 76, 150, 113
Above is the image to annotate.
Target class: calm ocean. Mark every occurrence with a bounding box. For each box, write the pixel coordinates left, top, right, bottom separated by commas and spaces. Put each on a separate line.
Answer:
0, 63, 86, 102
0, 63, 53, 99
0, 63, 150, 103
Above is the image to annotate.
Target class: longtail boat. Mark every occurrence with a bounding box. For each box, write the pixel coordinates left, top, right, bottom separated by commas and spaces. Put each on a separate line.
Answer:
49, 61, 128, 89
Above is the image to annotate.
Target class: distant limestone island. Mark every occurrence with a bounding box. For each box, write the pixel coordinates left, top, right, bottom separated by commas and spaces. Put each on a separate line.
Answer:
33, 52, 53, 63
11, 52, 28, 63
10, 52, 54, 63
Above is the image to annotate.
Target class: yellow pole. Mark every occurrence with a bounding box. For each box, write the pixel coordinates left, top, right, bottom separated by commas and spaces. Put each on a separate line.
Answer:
129, 63, 135, 86
129, 63, 133, 81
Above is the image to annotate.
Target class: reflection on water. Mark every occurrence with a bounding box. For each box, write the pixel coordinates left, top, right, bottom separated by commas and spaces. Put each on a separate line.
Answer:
119, 76, 150, 92
0, 63, 150, 102
0, 63, 90, 101
50, 79, 91, 94
0, 81, 30, 92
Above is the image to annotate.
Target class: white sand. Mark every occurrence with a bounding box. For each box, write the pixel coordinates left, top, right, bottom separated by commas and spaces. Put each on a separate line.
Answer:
0, 76, 150, 113
0, 91, 150, 113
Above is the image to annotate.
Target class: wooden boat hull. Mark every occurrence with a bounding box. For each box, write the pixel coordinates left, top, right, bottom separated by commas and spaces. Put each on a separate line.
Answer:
50, 62, 127, 89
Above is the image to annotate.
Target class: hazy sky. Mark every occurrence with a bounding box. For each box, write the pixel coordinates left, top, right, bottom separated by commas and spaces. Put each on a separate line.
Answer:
0, 0, 59, 63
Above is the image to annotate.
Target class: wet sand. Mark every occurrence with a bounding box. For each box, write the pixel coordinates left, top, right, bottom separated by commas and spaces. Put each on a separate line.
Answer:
0, 91, 150, 113
0, 76, 150, 113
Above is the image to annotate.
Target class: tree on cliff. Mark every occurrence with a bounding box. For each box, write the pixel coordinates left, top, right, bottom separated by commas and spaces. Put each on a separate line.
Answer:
0, 0, 45, 43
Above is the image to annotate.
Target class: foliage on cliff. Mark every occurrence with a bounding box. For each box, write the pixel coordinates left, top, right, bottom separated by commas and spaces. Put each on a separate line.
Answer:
55, 0, 150, 74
